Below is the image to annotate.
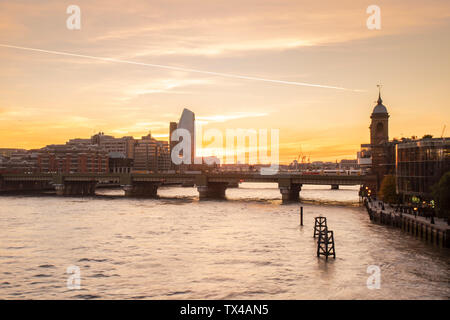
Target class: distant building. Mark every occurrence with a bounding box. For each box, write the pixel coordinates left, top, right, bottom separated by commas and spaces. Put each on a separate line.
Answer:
0, 148, 27, 158
220, 163, 254, 172
133, 133, 170, 172
0, 150, 38, 173
67, 138, 91, 145
369, 92, 396, 186
339, 159, 359, 170
357, 144, 372, 168
169, 121, 178, 168
173, 108, 195, 165
71, 132, 170, 172
169, 122, 178, 153
396, 138, 450, 200
108, 152, 133, 173
36, 143, 109, 173
359, 89, 450, 200
2, 129, 171, 174
359, 90, 396, 194
219, 163, 273, 173
90, 132, 135, 159
202, 156, 220, 166
288, 159, 360, 172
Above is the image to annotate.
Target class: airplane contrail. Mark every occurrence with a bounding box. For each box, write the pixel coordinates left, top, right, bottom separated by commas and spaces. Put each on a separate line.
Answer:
0, 44, 364, 92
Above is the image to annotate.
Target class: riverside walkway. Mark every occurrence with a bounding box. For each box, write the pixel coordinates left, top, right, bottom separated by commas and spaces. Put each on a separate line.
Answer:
364, 197, 450, 248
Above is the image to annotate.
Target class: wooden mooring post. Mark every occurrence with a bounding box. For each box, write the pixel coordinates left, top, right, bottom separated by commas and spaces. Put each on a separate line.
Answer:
300, 206, 304, 226
313, 217, 327, 238
317, 228, 336, 259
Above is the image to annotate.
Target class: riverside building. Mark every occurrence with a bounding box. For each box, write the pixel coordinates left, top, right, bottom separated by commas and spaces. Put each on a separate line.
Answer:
396, 138, 450, 201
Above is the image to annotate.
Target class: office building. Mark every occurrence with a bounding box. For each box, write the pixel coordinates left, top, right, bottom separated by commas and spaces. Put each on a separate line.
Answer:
36, 143, 109, 173
133, 133, 170, 172
396, 138, 450, 200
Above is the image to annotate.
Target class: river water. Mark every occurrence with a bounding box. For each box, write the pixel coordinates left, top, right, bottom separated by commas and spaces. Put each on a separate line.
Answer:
0, 183, 449, 299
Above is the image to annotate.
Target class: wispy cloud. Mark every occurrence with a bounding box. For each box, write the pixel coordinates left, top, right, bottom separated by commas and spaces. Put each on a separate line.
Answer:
86, 0, 450, 58
128, 38, 317, 57
110, 121, 168, 136
122, 78, 213, 99
197, 112, 269, 123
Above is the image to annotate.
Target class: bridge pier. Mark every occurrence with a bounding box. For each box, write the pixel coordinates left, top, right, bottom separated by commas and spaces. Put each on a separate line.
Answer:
123, 181, 159, 197
279, 183, 302, 204
331, 184, 339, 190
55, 184, 65, 196
197, 182, 228, 200
55, 181, 97, 196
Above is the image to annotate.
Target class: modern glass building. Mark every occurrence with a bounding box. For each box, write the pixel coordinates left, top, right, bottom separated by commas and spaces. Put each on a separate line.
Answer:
174, 108, 195, 164
396, 138, 450, 199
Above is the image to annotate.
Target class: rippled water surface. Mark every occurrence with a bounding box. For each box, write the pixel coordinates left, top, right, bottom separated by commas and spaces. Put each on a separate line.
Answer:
0, 184, 449, 299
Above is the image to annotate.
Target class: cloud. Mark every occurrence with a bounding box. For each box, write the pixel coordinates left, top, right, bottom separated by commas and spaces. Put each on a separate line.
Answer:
3, 0, 449, 61
151, 133, 169, 138
110, 121, 169, 136
123, 78, 214, 98
84, 0, 450, 59
197, 112, 269, 123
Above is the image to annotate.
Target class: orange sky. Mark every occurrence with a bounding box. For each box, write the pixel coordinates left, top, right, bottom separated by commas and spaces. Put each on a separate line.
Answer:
0, 0, 449, 163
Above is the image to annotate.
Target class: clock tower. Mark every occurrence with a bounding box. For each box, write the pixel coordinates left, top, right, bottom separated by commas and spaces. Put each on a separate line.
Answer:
370, 87, 389, 146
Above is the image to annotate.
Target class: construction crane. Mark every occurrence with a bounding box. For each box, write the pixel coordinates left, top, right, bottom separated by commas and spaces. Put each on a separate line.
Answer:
295, 145, 303, 171
295, 154, 302, 170
441, 125, 446, 138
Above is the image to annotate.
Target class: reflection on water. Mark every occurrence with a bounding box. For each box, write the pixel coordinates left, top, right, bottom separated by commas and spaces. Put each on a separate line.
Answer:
0, 184, 449, 299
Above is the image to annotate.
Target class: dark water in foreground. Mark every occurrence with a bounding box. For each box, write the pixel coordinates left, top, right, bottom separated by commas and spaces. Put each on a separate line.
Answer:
0, 184, 449, 299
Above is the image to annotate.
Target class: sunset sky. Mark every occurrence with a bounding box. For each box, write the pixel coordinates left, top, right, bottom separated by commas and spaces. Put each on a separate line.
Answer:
1, 0, 449, 163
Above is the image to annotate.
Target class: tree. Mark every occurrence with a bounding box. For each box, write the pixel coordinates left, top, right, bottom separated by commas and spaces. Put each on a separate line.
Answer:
422, 134, 433, 139
432, 171, 450, 219
379, 175, 398, 204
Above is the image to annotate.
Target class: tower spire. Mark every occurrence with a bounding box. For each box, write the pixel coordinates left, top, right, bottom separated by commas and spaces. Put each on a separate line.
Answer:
377, 84, 383, 104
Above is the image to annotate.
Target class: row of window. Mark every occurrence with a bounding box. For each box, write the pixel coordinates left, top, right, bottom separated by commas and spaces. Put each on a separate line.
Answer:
397, 147, 449, 162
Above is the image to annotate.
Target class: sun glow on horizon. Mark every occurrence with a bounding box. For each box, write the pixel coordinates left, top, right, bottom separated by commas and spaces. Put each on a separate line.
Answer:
1, 0, 449, 163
